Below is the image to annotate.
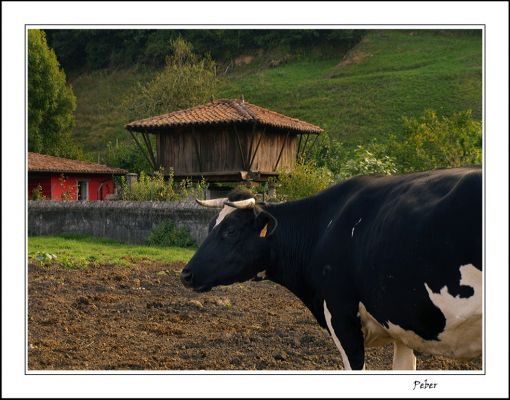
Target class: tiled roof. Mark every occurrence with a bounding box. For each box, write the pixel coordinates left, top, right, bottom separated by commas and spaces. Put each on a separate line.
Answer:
125, 99, 323, 135
28, 152, 127, 175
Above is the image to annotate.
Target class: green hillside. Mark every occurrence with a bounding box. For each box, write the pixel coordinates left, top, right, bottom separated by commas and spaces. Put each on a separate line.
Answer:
70, 29, 482, 159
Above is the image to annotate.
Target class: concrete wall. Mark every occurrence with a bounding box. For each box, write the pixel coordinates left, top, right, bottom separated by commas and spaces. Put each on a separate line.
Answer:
28, 201, 217, 245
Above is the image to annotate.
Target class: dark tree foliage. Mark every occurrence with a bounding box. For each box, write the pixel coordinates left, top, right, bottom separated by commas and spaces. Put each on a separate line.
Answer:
28, 29, 81, 158
45, 29, 366, 72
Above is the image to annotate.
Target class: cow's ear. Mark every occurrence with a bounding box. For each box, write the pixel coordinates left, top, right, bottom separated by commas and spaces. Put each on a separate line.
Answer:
254, 207, 278, 238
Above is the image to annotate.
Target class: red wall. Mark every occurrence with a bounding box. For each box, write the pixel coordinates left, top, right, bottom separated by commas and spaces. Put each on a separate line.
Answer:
50, 175, 78, 201
87, 176, 115, 200
29, 174, 116, 201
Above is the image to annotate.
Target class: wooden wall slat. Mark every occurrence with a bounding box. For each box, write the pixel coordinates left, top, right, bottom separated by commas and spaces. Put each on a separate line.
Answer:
157, 125, 301, 177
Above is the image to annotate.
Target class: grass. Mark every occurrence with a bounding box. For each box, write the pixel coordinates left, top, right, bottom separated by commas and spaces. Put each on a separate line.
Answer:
69, 29, 482, 158
218, 30, 482, 148
28, 234, 195, 268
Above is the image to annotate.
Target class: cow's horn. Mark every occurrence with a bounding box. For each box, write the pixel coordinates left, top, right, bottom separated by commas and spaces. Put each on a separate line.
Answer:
225, 198, 256, 209
196, 198, 228, 208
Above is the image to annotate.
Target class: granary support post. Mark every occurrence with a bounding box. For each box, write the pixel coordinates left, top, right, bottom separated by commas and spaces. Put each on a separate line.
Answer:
128, 131, 157, 171
141, 132, 158, 170
297, 134, 303, 161
299, 134, 310, 160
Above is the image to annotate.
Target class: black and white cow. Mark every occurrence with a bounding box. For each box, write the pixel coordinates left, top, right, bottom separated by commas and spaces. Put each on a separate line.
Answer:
181, 167, 482, 370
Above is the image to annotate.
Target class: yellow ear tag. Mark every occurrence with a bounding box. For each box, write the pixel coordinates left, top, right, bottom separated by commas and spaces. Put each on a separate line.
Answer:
259, 223, 268, 238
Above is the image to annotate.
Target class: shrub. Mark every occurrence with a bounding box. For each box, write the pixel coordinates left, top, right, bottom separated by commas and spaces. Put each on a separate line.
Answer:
390, 109, 482, 172
337, 144, 397, 180
31, 184, 46, 200
118, 168, 207, 201
271, 161, 333, 201
304, 132, 346, 178
146, 221, 196, 248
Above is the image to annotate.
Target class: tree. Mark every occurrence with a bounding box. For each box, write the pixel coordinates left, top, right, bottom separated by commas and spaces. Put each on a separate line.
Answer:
28, 29, 80, 158
124, 37, 217, 121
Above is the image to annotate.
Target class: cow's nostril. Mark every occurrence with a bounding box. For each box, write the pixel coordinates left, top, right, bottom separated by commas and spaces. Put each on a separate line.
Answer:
180, 270, 193, 287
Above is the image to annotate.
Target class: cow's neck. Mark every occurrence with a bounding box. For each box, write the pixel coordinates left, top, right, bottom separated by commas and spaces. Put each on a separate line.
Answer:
264, 199, 330, 326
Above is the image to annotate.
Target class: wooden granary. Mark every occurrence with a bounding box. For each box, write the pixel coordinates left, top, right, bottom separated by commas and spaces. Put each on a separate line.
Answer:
125, 98, 323, 183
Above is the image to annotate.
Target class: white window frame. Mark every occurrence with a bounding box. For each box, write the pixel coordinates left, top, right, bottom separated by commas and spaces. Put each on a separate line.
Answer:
77, 179, 89, 201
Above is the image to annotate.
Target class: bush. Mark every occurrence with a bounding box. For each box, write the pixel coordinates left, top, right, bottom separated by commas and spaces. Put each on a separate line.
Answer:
390, 109, 482, 172
119, 168, 207, 201
271, 161, 333, 201
337, 144, 397, 180
31, 184, 46, 200
304, 132, 347, 178
146, 221, 196, 248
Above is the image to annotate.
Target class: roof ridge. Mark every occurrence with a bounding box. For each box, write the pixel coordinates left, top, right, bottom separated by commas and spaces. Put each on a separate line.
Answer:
228, 99, 255, 121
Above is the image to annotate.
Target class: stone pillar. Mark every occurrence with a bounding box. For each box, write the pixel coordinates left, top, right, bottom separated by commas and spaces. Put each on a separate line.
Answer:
126, 173, 138, 190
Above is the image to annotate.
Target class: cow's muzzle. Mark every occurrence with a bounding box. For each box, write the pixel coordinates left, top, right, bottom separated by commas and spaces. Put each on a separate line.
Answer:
180, 268, 212, 292
180, 269, 194, 288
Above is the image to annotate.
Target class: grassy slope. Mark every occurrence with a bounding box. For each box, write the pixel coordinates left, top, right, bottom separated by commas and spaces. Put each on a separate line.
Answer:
28, 235, 194, 267
69, 69, 154, 156
218, 30, 482, 147
70, 30, 482, 157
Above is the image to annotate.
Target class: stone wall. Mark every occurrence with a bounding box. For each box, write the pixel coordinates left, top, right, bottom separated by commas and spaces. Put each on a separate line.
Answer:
28, 201, 217, 245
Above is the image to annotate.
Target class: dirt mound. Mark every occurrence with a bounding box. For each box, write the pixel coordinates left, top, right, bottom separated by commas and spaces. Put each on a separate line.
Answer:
28, 262, 482, 371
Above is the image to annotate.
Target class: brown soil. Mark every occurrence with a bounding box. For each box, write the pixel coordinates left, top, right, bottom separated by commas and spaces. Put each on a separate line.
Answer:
28, 262, 482, 371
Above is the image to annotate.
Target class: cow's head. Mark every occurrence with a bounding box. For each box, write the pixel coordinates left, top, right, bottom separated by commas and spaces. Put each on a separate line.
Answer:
181, 190, 278, 292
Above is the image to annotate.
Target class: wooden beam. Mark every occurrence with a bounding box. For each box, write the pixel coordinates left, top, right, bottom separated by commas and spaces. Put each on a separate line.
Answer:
191, 127, 203, 172
141, 132, 158, 169
306, 134, 320, 159
172, 170, 278, 183
296, 134, 303, 160
273, 131, 290, 171
300, 134, 310, 159
248, 127, 265, 170
233, 125, 247, 170
128, 131, 156, 170
246, 123, 257, 170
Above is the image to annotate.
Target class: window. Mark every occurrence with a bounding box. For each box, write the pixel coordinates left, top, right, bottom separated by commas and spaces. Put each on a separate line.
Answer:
77, 180, 88, 200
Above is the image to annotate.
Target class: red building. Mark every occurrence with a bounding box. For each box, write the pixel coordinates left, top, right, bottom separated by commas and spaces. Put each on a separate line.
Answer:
28, 152, 127, 201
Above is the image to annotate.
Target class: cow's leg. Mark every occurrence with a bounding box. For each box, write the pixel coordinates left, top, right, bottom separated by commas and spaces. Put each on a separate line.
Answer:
323, 300, 365, 370
392, 340, 416, 370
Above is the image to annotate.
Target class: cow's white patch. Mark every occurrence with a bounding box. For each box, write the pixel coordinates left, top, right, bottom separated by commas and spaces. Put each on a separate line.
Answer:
324, 301, 354, 370
215, 205, 235, 227
392, 341, 416, 370
351, 218, 362, 238
386, 264, 482, 359
256, 270, 267, 279
358, 302, 393, 348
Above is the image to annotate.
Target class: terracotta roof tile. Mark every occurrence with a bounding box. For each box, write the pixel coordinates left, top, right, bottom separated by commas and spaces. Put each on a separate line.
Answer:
28, 152, 127, 175
125, 99, 323, 134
